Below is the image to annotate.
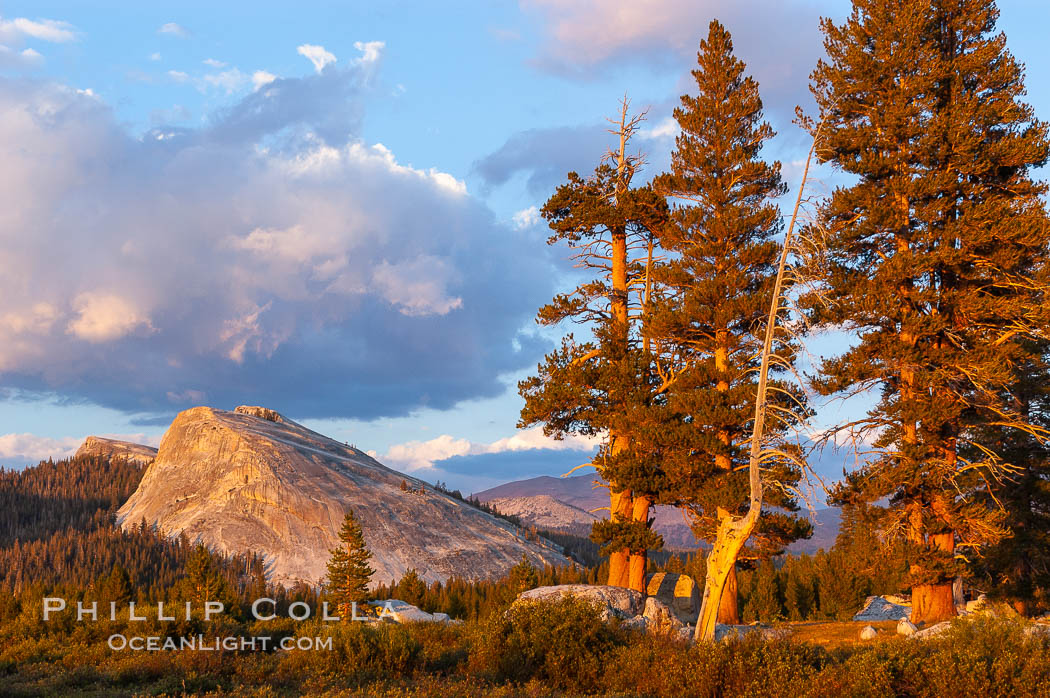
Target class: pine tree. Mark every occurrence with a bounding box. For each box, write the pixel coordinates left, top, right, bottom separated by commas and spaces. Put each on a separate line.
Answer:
743, 560, 782, 622
782, 558, 816, 621
508, 554, 540, 597
520, 100, 668, 591
396, 568, 426, 606
101, 565, 132, 604
182, 543, 231, 608
325, 509, 375, 620
649, 20, 812, 624
809, 0, 1050, 624
975, 343, 1050, 615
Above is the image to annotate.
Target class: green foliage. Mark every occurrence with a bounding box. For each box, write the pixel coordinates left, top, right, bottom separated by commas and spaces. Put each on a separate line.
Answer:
469, 596, 626, 692
744, 561, 783, 623
180, 543, 237, 612
809, 0, 1050, 592
518, 101, 671, 573
325, 509, 375, 617
506, 555, 539, 597
589, 518, 664, 557
647, 19, 811, 560
973, 344, 1050, 613
100, 565, 132, 604
395, 568, 427, 607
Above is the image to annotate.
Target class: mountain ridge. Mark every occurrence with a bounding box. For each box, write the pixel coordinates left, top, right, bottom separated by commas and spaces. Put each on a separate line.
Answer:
475, 473, 841, 554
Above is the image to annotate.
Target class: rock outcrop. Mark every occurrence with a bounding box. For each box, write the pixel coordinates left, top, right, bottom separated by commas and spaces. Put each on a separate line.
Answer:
369, 600, 453, 624
515, 584, 645, 621
642, 597, 685, 634
645, 572, 700, 624
76, 437, 157, 467
117, 406, 569, 588
515, 584, 693, 640
853, 595, 912, 622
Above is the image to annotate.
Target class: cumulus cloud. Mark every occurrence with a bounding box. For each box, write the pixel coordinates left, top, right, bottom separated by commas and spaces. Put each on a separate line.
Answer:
207, 62, 367, 145
297, 44, 336, 73
0, 14, 77, 67
0, 433, 80, 464
522, 0, 825, 115
640, 116, 678, 140
67, 292, 153, 343
0, 45, 42, 68
512, 206, 541, 230
0, 17, 77, 44
252, 70, 277, 91
382, 426, 599, 472
0, 431, 162, 466
158, 22, 189, 38
353, 41, 384, 65
202, 67, 248, 94
0, 68, 554, 420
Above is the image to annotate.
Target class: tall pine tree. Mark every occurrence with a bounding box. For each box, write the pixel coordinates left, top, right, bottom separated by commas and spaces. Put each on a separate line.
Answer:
975, 342, 1050, 615
649, 20, 812, 624
519, 101, 668, 592
325, 509, 375, 620
809, 0, 1050, 623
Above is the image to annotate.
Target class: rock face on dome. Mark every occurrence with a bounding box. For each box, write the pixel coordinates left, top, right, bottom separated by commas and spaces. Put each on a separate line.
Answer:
75, 436, 158, 467
116, 406, 569, 588
487, 494, 599, 532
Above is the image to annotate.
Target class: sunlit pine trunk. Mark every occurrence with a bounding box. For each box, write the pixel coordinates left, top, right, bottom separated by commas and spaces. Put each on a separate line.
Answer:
609, 102, 646, 592
712, 333, 740, 624
628, 493, 652, 591
605, 199, 633, 589
911, 532, 957, 624
696, 506, 760, 640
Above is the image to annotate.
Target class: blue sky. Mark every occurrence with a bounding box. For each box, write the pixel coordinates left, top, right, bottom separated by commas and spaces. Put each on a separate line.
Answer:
0, 1, 1047, 495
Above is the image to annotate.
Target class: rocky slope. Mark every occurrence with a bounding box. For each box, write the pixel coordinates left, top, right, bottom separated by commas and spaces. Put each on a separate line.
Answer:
487, 494, 598, 532
117, 405, 569, 588
75, 437, 157, 467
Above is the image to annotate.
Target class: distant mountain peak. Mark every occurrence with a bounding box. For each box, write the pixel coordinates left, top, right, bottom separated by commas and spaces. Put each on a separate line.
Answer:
75, 436, 157, 467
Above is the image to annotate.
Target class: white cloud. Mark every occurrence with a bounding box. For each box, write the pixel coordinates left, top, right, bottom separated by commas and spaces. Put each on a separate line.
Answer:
0, 76, 552, 419
0, 17, 76, 43
640, 116, 678, 140
383, 426, 600, 471
2, 303, 59, 334
67, 292, 152, 343
252, 70, 277, 90
202, 68, 247, 94
158, 22, 189, 38
167, 69, 189, 82
0, 433, 80, 463
203, 58, 226, 68
297, 44, 336, 73
385, 434, 473, 470
149, 52, 161, 61
512, 206, 541, 230
0, 44, 40, 69
372, 256, 463, 317
353, 40, 384, 65
521, 0, 822, 111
